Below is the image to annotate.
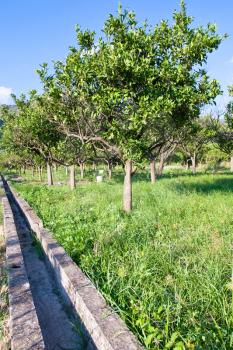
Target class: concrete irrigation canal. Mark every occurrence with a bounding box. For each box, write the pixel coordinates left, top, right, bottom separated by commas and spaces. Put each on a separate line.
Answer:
2, 177, 142, 350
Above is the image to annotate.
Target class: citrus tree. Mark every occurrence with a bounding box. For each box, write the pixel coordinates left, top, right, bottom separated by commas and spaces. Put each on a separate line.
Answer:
37, 1, 224, 211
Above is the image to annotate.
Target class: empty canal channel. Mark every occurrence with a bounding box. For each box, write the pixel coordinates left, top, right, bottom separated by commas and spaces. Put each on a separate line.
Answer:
4, 186, 93, 349
2, 179, 141, 350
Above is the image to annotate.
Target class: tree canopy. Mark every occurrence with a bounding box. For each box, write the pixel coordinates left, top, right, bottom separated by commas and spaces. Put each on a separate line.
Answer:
0, 1, 226, 211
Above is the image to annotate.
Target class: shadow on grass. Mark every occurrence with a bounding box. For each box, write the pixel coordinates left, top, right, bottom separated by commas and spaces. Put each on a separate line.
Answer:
5, 169, 233, 191
110, 171, 184, 184
111, 170, 232, 184
172, 176, 233, 194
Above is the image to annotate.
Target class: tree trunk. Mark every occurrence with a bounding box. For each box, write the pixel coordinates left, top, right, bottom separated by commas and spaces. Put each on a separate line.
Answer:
47, 162, 53, 186
92, 161, 96, 171
108, 162, 112, 180
69, 165, 76, 190
150, 158, 156, 183
191, 153, 196, 174
65, 166, 68, 175
157, 155, 165, 176
123, 160, 132, 213
38, 166, 42, 182
80, 163, 84, 180
230, 156, 233, 172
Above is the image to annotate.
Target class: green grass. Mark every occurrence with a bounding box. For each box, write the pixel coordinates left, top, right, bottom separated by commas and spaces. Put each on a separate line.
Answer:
12, 171, 233, 349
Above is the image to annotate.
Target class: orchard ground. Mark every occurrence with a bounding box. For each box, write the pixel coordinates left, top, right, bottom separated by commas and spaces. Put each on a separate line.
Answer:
7, 166, 233, 350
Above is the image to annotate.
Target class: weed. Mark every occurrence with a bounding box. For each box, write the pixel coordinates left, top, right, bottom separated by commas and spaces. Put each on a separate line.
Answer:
12, 171, 233, 349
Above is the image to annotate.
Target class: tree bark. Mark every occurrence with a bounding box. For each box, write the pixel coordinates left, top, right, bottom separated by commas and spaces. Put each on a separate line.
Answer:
191, 152, 196, 174
69, 165, 76, 190
47, 162, 53, 186
92, 161, 96, 171
108, 161, 112, 180
123, 160, 132, 213
38, 166, 42, 182
150, 158, 156, 183
230, 156, 233, 172
157, 154, 165, 176
65, 166, 68, 175
80, 163, 84, 180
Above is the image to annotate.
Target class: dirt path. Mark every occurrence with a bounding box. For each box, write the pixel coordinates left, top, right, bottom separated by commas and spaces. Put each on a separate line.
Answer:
0, 218, 10, 350
7, 193, 94, 350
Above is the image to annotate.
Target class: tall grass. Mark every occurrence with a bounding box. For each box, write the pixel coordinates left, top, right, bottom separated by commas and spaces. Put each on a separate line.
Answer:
13, 172, 233, 349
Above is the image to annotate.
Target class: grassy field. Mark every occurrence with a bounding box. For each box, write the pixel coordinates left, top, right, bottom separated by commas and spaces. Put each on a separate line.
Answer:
11, 169, 233, 349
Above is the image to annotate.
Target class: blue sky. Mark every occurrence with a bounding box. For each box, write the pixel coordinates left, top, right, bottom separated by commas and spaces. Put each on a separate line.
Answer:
0, 0, 233, 109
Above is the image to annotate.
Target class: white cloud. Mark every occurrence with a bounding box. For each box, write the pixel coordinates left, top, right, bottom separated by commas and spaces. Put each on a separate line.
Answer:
229, 57, 233, 64
0, 86, 12, 104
